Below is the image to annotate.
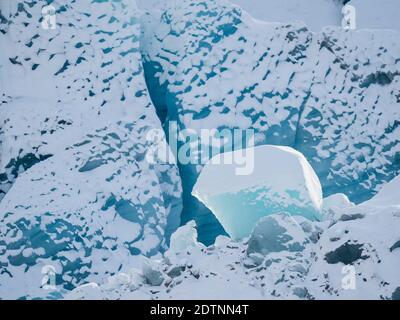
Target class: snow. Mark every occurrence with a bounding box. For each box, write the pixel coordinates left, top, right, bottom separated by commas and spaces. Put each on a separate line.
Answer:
0, 0, 182, 300
229, 0, 343, 32
142, 0, 400, 246
363, 175, 400, 208
193, 145, 323, 239
246, 214, 310, 256
1, 0, 399, 301
322, 193, 355, 219
349, 0, 400, 31
66, 181, 400, 300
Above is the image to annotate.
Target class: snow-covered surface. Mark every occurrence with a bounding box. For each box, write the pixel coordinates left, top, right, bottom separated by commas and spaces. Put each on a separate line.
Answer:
349, 0, 400, 31
193, 145, 323, 239
363, 175, 400, 208
0, 0, 399, 300
67, 183, 400, 299
142, 0, 400, 242
0, 0, 182, 299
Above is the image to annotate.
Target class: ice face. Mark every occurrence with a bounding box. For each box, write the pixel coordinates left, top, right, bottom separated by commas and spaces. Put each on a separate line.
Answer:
192, 145, 323, 239
142, 0, 400, 243
0, 0, 182, 299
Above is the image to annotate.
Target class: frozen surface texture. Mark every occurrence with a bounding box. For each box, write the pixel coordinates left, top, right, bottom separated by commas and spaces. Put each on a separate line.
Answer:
142, 0, 400, 242
0, 0, 399, 300
0, 0, 182, 299
193, 145, 323, 239
67, 179, 400, 300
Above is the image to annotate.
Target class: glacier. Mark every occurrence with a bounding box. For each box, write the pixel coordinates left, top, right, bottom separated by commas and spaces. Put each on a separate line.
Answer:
141, 0, 400, 243
0, 0, 399, 300
0, 0, 182, 299
66, 177, 400, 300
193, 145, 323, 239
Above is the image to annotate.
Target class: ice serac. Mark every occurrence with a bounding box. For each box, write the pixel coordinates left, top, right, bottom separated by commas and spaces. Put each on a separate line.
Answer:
142, 0, 400, 243
192, 145, 323, 239
295, 27, 400, 203
142, 0, 316, 243
0, 0, 182, 299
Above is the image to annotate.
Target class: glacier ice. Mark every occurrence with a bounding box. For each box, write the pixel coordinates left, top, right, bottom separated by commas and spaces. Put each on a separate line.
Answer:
141, 0, 400, 242
193, 145, 323, 239
0, 0, 399, 301
0, 0, 182, 299
67, 176, 400, 300
246, 214, 310, 256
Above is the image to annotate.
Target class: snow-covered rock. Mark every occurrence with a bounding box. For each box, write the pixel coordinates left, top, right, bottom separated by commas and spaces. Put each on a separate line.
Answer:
193, 145, 323, 239
0, 0, 182, 299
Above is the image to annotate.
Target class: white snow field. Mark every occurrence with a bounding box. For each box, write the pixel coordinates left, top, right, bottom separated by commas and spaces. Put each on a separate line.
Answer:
193, 145, 323, 239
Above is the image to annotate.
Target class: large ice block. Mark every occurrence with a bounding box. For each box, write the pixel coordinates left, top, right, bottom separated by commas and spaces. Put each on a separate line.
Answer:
193, 145, 323, 239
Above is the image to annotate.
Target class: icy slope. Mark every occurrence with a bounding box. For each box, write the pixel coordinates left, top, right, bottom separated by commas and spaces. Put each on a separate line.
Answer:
67, 176, 400, 300
0, 0, 182, 299
193, 145, 323, 239
306, 182, 400, 299
142, 0, 400, 242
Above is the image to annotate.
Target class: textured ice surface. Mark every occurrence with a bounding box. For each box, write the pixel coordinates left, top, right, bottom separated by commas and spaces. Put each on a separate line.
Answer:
307, 204, 400, 298
142, 0, 400, 242
193, 145, 323, 239
67, 176, 400, 300
246, 214, 310, 256
0, 0, 182, 299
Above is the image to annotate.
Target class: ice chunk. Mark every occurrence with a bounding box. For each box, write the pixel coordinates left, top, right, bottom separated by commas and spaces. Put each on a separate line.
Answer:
65, 283, 103, 300
193, 145, 323, 239
247, 214, 310, 256
322, 193, 355, 220
141, 258, 164, 286
167, 221, 199, 255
